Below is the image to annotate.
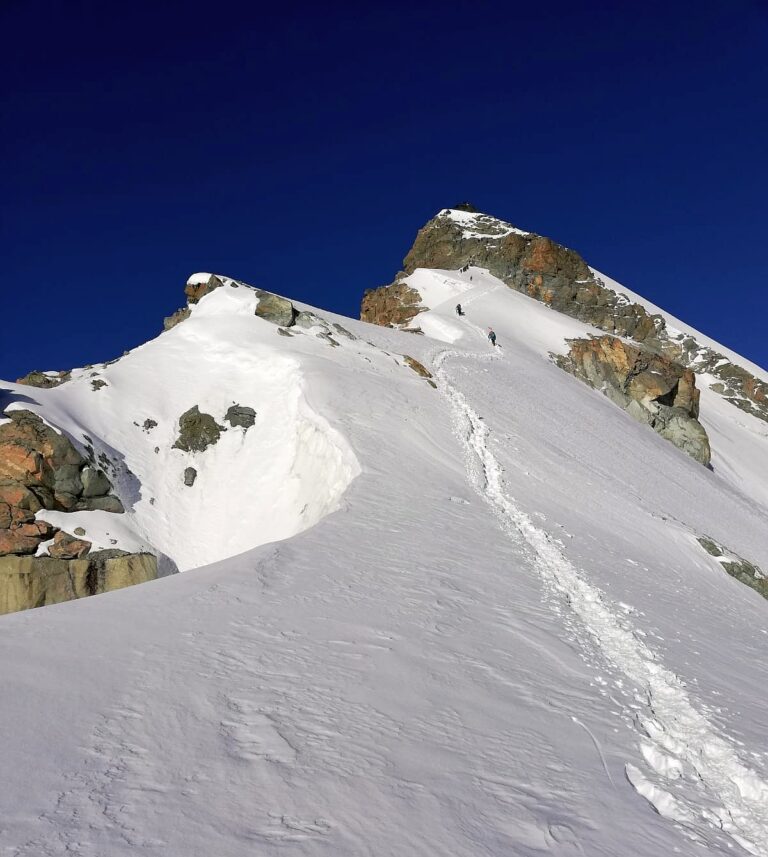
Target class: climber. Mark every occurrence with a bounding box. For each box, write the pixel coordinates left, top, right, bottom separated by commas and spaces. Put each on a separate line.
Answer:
456, 303, 463, 316
488, 327, 497, 347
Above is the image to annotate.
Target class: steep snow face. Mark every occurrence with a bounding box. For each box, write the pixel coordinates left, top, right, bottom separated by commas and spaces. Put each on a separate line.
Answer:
2, 271, 768, 856
6, 286, 361, 571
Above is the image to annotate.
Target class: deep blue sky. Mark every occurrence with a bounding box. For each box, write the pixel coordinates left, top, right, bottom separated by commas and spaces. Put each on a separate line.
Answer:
2, 0, 767, 379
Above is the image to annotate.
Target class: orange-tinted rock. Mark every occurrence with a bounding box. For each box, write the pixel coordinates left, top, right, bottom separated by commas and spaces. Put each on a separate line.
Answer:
556, 336, 710, 464
360, 282, 425, 328
48, 531, 91, 560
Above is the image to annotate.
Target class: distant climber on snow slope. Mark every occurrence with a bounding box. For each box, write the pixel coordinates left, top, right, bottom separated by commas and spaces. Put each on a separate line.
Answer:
488, 328, 497, 347
456, 303, 463, 316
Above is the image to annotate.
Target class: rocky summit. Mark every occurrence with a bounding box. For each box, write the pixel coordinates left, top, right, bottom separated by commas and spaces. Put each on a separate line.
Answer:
362, 207, 768, 426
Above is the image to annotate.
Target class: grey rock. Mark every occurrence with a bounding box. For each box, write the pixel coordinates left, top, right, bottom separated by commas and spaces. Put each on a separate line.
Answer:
172, 406, 225, 453
254, 290, 297, 327
332, 322, 357, 340
77, 495, 125, 513
80, 466, 113, 498
91, 379, 107, 391
295, 311, 330, 331
183, 467, 197, 487
53, 464, 83, 497
225, 405, 256, 429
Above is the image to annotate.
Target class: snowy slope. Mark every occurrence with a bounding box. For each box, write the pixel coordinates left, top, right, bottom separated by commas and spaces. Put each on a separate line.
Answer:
1, 273, 767, 857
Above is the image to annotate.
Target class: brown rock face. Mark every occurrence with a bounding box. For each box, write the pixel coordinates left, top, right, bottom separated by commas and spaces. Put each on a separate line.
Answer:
185, 274, 226, 304
48, 530, 92, 560
360, 282, 425, 328
556, 336, 710, 465
0, 410, 122, 557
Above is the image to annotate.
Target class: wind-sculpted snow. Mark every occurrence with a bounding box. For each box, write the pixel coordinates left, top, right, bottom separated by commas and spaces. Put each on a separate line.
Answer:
434, 342, 768, 856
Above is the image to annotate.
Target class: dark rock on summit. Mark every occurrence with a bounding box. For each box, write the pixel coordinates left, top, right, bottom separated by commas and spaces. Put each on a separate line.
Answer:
172, 406, 225, 453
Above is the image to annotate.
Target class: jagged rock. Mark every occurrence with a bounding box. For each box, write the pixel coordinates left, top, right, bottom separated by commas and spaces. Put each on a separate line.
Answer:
555, 336, 710, 465
0, 551, 157, 615
698, 537, 767, 600
0, 411, 123, 555
225, 405, 256, 429
91, 379, 107, 391
403, 356, 437, 388
316, 332, 340, 347
0, 518, 58, 556
361, 281, 424, 328
183, 466, 197, 487
48, 530, 91, 560
295, 311, 330, 331
142, 418, 158, 432
185, 273, 225, 304
254, 290, 297, 327
172, 406, 224, 453
15, 370, 71, 388
277, 328, 294, 337
163, 306, 191, 330
453, 202, 479, 212
332, 322, 357, 340
74, 526, 86, 536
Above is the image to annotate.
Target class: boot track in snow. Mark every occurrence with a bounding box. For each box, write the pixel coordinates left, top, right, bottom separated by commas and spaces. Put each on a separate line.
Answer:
433, 345, 768, 857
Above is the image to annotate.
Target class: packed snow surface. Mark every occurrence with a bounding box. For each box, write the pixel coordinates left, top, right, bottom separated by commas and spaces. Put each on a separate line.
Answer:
1, 272, 767, 856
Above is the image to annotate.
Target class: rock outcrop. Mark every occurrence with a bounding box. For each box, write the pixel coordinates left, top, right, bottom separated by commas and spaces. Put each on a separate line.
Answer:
361, 281, 425, 328
16, 370, 71, 388
0, 551, 157, 615
172, 406, 225, 453
555, 336, 711, 465
0, 409, 158, 614
254, 290, 296, 327
362, 208, 768, 424
697, 537, 767, 601
169, 274, 301, 332
225, 405, 256, 429
163, 306, 191, 330
0, 410, 124, 556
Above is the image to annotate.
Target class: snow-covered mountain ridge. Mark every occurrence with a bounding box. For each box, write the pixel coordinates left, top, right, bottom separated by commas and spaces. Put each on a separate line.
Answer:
362, 207, 768, 425
1, 208, 767, 856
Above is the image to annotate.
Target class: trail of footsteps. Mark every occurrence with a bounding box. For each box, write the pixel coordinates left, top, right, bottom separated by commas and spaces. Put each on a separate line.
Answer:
433, 348, 768, 857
